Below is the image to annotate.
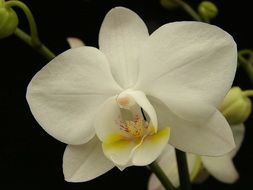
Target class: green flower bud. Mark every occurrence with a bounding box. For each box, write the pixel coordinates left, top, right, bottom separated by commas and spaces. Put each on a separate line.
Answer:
198, 1, 218, 22
0, 0, 19, 39
220, 87, 252, 125
160, 0, 179, 10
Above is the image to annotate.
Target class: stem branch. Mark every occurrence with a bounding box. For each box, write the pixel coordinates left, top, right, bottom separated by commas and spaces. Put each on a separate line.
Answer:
14, 28, 55, 61
243, 90, 253, 97
238, 50, 253, 84
175, 149, 191, 190
172, 0, 202, 21
149, 161, 176, 190
5, 0, 40, 46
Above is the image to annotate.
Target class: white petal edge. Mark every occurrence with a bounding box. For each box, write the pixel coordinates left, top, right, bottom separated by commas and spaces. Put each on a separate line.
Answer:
67, 37, 85, 48
63, 137, 114, 182
149, 96, 235, 156
230, 124, 245, 157
135, 21, 237, 125
99, 7, 149, 88
202, 155, 239, 183
27, 47, 122, 145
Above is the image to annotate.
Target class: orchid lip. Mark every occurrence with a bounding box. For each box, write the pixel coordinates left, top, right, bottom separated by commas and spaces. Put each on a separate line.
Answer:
96, 91, 169, 168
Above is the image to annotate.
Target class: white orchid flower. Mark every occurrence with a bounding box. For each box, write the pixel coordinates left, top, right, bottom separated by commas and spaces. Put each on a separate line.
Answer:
26, 7, 237, 182
148, 124, 245, 189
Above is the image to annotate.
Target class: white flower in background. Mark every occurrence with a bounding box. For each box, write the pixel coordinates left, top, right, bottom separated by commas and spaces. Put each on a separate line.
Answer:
26, 7, 237, 182
67, 37, 85, 48
148, 124, 245, 189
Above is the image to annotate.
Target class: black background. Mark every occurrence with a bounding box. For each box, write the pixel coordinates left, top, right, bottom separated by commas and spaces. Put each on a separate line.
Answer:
1, 0, 253, 189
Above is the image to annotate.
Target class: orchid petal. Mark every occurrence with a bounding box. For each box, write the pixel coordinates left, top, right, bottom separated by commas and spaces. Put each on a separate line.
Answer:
63, 137, 114, 182
149, 97, 235, 156
67, 37, 85, 48
27, 47, 122, 145
99, 7, 149, 88
148, 145, 197, 189
230, 124, 245, 157
202, 155, 239, 183
136, 21, 237, 124
132, 128, 170, 166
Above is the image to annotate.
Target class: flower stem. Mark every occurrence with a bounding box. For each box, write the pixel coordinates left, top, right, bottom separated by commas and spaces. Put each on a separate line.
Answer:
238, 49, 253, 84
149, 161, 176, 190
5, 0, 40, 46
243, 90, 253, 97
14, 28, 56, 61
175, 149, 191, 190
6, 0, 56, 61
171, 0, 202, 22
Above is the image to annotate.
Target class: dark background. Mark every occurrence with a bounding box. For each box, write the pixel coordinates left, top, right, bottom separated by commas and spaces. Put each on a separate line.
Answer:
1, 0, 253, 189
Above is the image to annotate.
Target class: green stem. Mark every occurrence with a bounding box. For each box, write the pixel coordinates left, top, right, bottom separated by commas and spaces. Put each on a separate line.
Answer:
171, 0, 202, 21
239, 49, 253, 56
175, 149, 191, 190
149, 161, 176, 190
14, 28, 56, 61
239, 49, 253, 64
243, 90, 253, 97
5, 0, 40, 46
238, 50, 253, 84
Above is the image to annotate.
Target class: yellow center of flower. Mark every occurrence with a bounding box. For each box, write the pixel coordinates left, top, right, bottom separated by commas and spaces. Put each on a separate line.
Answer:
119, 114, 151, 139
116, 91, 156, 139
125, 117, 145, 138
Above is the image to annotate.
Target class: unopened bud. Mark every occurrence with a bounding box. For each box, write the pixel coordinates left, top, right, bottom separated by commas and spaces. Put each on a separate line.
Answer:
0, 0, 18, 39
198, 1, 218, 22
220, 87, 252, 125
